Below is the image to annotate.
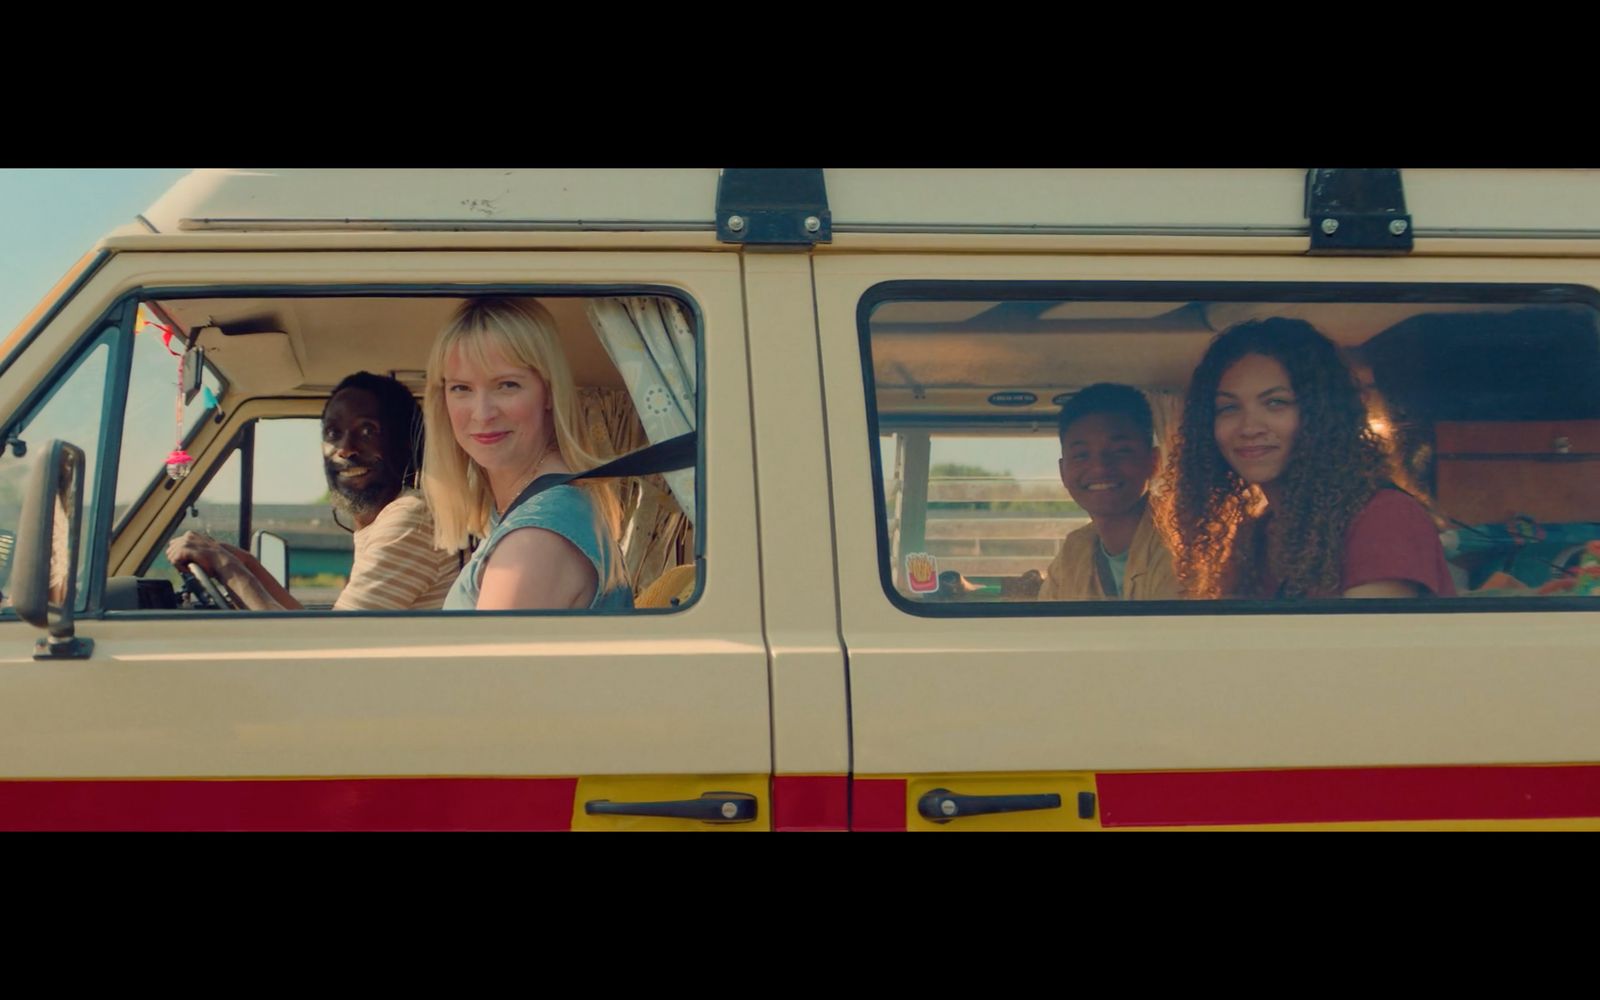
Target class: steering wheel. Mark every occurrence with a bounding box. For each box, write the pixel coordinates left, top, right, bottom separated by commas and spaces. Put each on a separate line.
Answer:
181, 563, 238, 610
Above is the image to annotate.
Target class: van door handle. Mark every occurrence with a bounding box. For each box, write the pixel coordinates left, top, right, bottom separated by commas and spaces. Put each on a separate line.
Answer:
917, 788, 1062, 823
584, 792, 757, 823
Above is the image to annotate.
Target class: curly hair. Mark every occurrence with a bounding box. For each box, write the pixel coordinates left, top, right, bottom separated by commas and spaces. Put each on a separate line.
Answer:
1156, 318, 1395, 599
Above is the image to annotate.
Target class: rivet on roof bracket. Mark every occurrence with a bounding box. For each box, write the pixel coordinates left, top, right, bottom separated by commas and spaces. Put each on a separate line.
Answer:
1305, 168, 1414, 255
715, 169, 831, 246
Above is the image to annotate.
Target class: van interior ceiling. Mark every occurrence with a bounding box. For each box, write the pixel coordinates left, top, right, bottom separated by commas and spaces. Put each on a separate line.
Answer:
151, 296, 629, 396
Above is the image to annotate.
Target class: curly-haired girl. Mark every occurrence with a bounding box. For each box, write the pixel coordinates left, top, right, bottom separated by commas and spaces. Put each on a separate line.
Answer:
1157, 318, 1455, 600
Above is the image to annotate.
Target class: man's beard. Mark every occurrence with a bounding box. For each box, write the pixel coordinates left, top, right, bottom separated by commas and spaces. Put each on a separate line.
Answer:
326, 460, 399, 521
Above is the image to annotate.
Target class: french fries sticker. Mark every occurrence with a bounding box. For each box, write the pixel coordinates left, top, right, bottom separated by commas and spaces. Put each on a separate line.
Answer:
906, 552, 939, 594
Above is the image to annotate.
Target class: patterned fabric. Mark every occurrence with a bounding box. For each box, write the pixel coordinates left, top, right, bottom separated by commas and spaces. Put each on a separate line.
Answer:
578, 387, 693, 595
585, 297, 696, 527
1441, 517, 1600, 592
1560, 541, 1600, 596
333, 491, 459, 611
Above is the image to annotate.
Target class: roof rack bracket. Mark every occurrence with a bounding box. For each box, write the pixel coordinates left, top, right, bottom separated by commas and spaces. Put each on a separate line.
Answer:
1304, 168, 1414, 255
715, 168, 831, 246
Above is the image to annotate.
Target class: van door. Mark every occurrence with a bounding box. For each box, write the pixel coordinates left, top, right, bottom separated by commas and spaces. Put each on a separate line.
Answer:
740, 253, 851, 830
0, 249, 773, 831
814, 248, 1600, 831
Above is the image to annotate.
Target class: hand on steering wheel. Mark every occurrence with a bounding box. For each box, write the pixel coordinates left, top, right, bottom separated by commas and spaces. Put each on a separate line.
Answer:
181, 563, 239, 610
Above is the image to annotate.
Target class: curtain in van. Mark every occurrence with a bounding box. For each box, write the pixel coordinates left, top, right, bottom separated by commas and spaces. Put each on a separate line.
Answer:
578, 387, 694, 592
586, 297, 697, 527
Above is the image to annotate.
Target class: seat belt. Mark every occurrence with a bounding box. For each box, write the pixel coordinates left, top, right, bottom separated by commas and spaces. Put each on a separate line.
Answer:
501, 431, 697, 519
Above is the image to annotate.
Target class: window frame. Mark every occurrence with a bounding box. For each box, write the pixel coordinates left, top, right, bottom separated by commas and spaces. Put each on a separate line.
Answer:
0, 295, 138, 614
88, 282, 704, 620
856, 278, 1600, 618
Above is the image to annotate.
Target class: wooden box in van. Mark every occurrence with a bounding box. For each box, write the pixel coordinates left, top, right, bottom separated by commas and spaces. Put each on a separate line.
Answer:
1434, 420, 1600, 525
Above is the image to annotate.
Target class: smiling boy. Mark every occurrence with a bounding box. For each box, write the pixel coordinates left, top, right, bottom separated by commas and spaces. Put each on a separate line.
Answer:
1039, 383, 1179, 601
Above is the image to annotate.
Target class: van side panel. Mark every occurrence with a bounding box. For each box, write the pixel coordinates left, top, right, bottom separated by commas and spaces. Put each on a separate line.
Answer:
0, 251, 775, 832
815, 251, 1600, 831
851, 767, 1600, 832
741, 254, 851, 828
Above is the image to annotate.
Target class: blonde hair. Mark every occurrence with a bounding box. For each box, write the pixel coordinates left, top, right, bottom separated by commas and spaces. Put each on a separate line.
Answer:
422, 298, 626, 591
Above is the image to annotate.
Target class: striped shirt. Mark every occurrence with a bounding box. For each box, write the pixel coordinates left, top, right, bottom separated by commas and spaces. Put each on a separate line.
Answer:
333, 491, 460, 611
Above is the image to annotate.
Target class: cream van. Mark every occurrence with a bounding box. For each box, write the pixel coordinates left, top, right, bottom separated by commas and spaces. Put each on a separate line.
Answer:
1, 168, 1597, 831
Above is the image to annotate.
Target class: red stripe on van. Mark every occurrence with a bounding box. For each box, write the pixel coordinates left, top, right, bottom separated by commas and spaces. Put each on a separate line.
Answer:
0, 777, 579, 831
772, 775, 848, 831
1096, 765, 1600, 828
851, 778, 908, 831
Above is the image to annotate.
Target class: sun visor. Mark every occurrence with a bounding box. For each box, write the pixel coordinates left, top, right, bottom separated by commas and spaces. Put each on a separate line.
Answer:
192, 325, 305, 395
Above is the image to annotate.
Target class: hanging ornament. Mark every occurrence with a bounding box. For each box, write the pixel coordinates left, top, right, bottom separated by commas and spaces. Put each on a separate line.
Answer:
161, 320, 193, 481
165, 447, 194, 482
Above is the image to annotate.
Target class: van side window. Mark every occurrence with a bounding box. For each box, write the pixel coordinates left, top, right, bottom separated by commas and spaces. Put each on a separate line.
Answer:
861, 287, 1600, 613
0, 333, 111, 610
97, 293, 700, 615
112, 304, 226, 536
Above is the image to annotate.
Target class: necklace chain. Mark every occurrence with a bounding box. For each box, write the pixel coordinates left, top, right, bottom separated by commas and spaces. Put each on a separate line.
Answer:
499, 437, 555, 510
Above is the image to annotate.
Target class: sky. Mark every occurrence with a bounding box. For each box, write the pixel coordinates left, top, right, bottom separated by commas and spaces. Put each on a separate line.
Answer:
0, 169, 191, 336
0, 168, 326, 504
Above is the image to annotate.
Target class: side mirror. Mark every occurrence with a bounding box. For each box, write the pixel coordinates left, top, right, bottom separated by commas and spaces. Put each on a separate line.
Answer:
11, 439, 92, 659
251, 530, 288, 588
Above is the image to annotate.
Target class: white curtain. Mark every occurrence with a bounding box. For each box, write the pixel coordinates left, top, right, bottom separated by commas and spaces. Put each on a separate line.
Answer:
586, 297, 697, 527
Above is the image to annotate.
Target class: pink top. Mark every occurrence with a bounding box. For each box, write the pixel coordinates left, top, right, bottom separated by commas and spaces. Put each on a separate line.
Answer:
1252, 489, 1456, 599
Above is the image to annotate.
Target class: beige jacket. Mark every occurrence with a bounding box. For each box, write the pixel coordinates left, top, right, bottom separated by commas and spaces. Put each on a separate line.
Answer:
1038, 504, 1179, 601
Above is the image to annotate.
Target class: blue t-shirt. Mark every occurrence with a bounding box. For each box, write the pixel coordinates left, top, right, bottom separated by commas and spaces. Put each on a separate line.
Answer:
443, 485, 633, 611
1097, 536, 1128, 596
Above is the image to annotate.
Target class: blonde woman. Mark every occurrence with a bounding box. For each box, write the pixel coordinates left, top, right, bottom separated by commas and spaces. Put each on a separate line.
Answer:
424, 299, 631, 611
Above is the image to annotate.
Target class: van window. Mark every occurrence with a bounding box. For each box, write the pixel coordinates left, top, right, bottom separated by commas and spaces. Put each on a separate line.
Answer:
112, 304, 226, 536
0, 332, 111, 609
99, 293, 699, 614
862, 285, 1600, 612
